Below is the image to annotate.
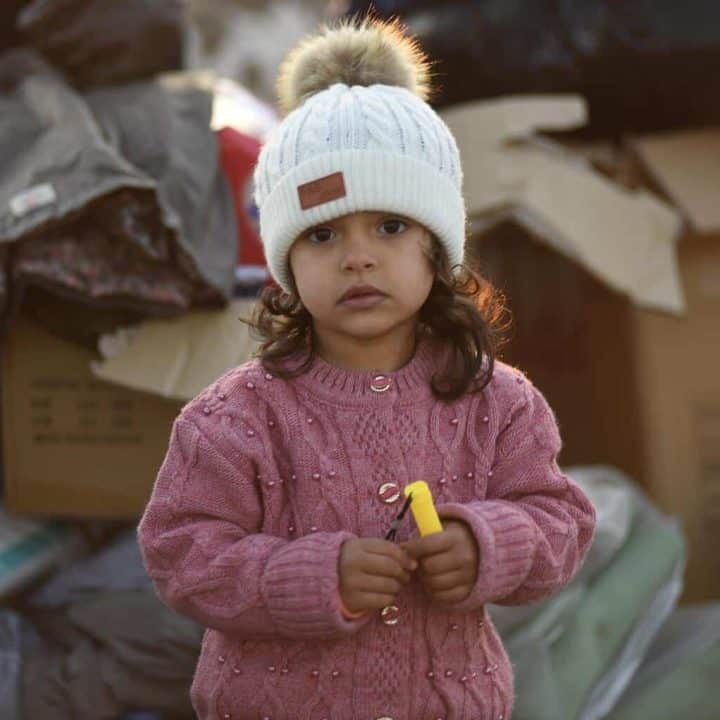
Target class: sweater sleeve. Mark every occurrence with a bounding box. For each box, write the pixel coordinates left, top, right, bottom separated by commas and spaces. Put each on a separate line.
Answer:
137, 402, 365, 641
438, 376, 596, 610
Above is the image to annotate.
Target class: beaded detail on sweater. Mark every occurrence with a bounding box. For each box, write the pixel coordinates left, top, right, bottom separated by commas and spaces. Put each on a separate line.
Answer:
137, 341, 596, 720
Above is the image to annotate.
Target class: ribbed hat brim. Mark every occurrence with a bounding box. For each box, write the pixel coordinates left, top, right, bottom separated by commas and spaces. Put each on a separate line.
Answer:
260, 149, 466, 291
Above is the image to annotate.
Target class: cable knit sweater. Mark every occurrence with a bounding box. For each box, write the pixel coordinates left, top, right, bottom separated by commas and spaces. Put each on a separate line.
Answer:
137, 342, 596, 720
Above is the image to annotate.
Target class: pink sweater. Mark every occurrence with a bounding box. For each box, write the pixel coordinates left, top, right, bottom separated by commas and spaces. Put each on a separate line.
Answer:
137, 341, 596, 720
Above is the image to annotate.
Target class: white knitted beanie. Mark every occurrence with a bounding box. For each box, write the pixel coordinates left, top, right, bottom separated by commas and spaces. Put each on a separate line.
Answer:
253, 19, 466, 292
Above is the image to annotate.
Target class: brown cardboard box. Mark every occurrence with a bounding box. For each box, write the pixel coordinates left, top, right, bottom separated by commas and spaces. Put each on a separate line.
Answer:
92, 299, 259, 401
473, 222, 720, 602
467, 122, 720, 602
472, 222, 647, 486
627, 233, 720, 602
441, 96, 684, 315
2, 314, 183, 518
442, 97, 720, 601
626, 131, 720, 602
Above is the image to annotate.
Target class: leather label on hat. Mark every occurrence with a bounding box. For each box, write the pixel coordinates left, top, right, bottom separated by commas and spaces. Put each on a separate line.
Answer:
298, 172, 346, 210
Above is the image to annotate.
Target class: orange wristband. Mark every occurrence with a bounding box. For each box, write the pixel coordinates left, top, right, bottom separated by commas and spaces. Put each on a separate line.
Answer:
338, 595, 367, 620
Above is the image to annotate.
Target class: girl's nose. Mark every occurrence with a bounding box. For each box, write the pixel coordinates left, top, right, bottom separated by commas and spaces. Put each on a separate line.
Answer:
341, 254, 377, 272
340, 237, 377, 273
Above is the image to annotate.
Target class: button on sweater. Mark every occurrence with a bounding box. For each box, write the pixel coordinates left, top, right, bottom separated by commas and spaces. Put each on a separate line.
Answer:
137, 341, 596, 720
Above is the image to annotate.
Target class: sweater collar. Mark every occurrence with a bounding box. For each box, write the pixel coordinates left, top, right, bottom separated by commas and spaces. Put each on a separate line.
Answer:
293, 337, 441, 404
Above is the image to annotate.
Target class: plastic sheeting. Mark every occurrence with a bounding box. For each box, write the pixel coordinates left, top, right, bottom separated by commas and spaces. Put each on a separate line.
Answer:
343, 0, 720, 135
490, 465, 686, 720
29, 529, 152, 607
0, 610, 24, 720
606, 605, 720, 720
15, 0, 185, 89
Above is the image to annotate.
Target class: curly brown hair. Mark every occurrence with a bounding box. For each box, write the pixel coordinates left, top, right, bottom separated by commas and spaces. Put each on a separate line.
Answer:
243, 238, 510, 402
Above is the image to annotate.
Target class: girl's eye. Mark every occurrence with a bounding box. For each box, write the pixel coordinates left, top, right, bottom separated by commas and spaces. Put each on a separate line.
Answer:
306, 227, 335, 244
379, 218, 408, 235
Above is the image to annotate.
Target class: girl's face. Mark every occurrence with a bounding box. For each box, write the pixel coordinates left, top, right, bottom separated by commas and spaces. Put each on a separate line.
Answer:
289, 210, 435, 351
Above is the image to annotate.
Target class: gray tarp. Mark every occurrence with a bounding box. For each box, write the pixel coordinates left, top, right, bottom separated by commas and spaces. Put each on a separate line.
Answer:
0, 49, 235, 323
19, 530, 202, 719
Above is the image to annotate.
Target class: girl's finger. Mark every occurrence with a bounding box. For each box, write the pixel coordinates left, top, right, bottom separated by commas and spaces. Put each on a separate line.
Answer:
365, 539, 418, 571
355, 574, 403, 596
421, 569, 468, 592
420, 550, 466, 577
362, 553, 412, 583
405, 531, 454, 559
433, 585, 473, 605
354, 592, 399, 611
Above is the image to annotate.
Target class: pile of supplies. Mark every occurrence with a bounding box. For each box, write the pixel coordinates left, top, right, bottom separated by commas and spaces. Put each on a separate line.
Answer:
0, 2, 718, 718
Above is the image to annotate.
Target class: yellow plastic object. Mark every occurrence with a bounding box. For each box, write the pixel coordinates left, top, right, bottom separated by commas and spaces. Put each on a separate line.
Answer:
404, 481, 443, 536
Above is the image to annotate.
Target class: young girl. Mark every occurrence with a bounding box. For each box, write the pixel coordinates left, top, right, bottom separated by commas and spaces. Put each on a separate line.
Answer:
138, 18, 596, 720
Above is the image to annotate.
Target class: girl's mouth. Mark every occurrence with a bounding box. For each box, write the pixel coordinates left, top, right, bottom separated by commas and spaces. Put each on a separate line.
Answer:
338, 292, 388, 309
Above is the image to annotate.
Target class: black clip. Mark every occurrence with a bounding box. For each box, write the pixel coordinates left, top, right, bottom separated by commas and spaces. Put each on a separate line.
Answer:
384, 492, 413, 541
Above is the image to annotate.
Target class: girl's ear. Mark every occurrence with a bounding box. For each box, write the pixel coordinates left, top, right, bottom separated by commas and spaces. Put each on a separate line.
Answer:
284, 273, 302, 306
422, 232, 443, 265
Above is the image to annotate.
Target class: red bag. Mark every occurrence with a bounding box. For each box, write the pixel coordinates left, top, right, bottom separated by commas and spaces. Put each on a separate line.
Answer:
217, 126, 268, 282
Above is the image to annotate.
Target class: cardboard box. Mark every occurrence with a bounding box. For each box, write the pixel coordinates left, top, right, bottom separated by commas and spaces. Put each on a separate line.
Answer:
472, 221, 648, 487
92, 298, 260, 401
2, 314, 183, 518
625, 131, 720, 602
627, 233, 720, 602
458, 110, 720, 602
473, 223, 720, 602
441, 96, 685, 314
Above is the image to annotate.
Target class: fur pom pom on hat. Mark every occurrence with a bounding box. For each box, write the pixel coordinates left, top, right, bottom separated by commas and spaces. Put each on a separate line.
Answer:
254, 18, 466, 292
276, 18, 432, 114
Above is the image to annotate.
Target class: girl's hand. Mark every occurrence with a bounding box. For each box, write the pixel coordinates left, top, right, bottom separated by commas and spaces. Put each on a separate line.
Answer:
339, 538, 417, 615
403, 520, 478, 604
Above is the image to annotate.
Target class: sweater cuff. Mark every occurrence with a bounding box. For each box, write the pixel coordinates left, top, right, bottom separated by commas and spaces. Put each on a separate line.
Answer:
262, 531, 367, 638
438, 500, 537, 608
